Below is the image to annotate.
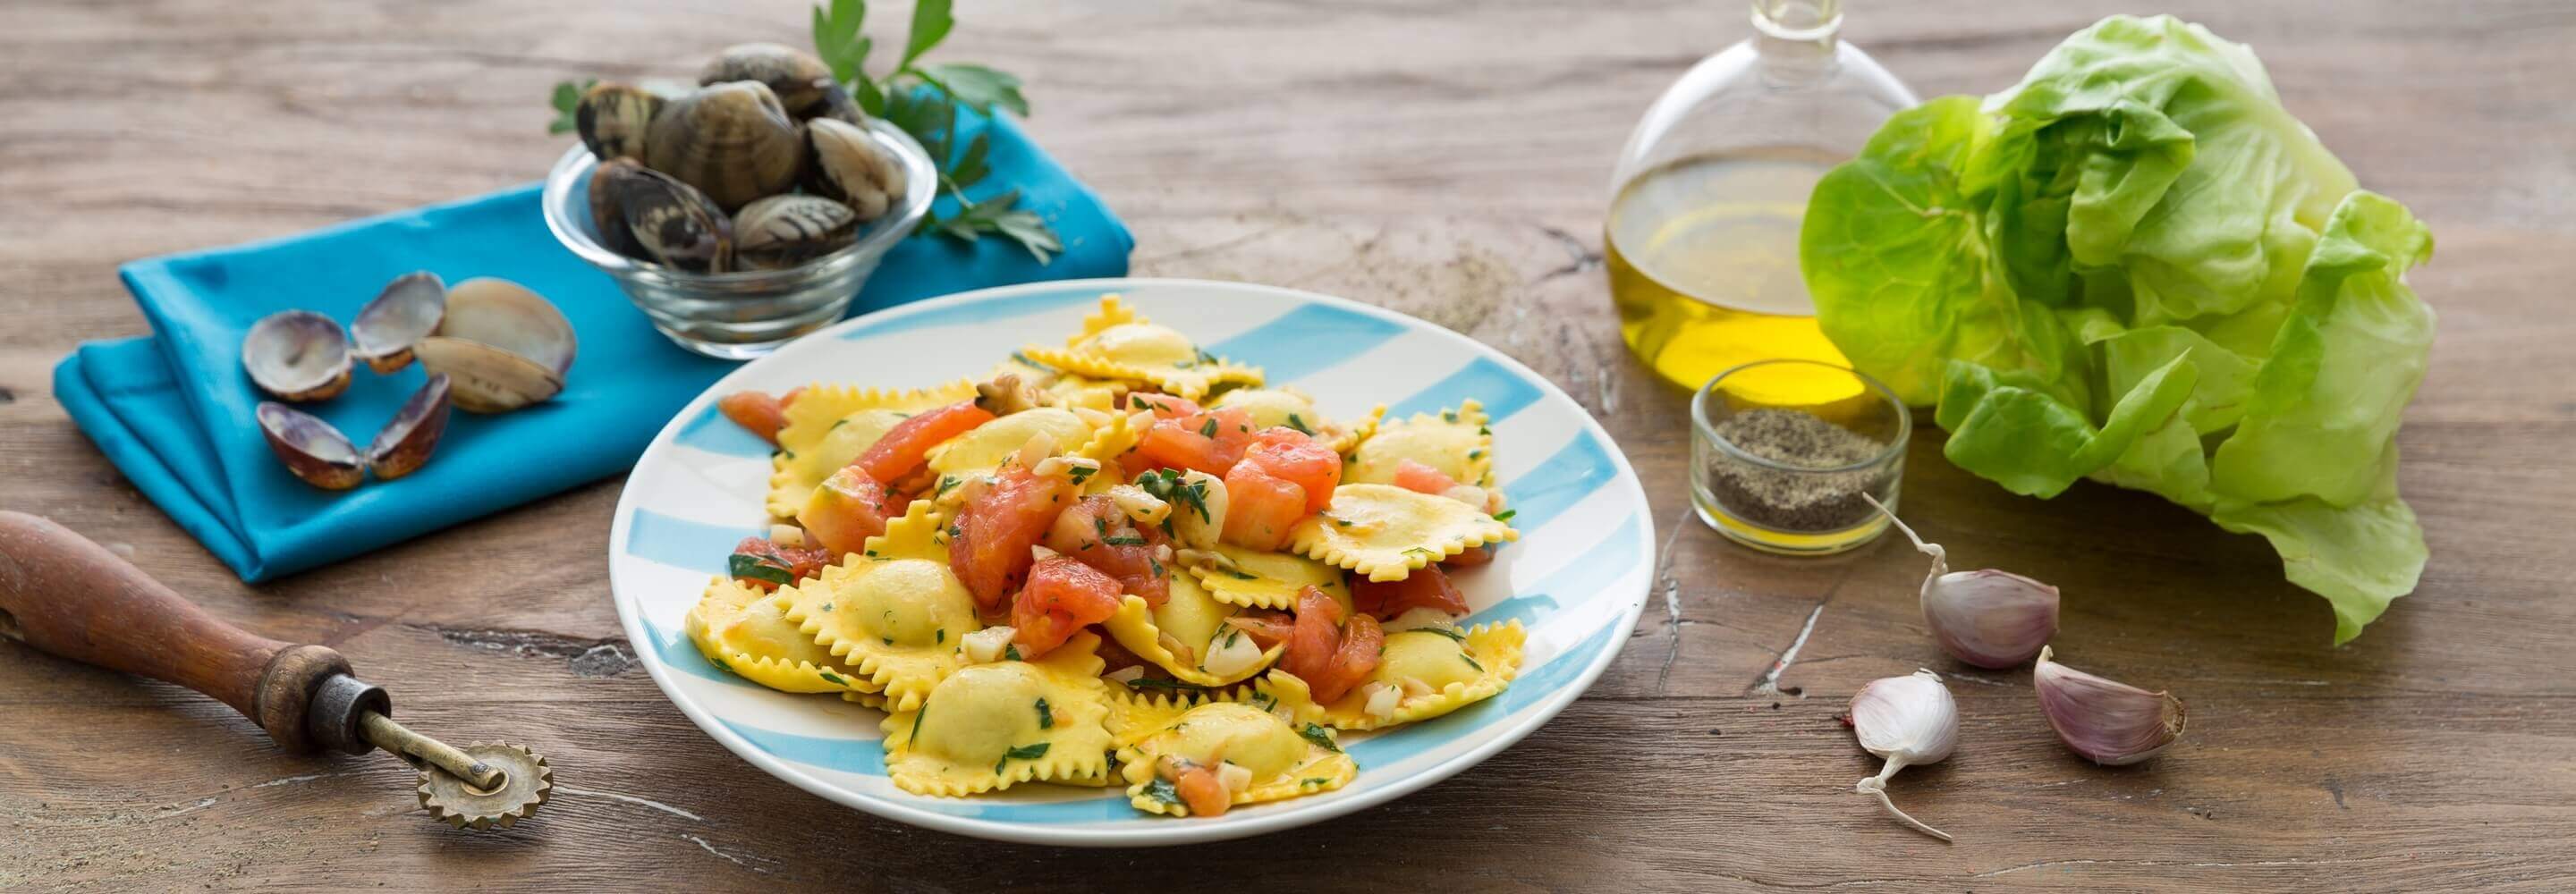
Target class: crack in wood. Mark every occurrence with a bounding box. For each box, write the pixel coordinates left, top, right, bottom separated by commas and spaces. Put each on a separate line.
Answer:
1749, 602, 1826, 699
419, 623, 636, 678
1649, 505, 1696, 695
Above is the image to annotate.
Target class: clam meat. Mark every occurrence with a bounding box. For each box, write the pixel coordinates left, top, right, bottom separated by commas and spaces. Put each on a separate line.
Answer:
350, 272, 446, 374
242, 310, 353, 402
802, 117, 905, 221
415, 278, 578, 413
699, 43, 836, 119
575, 81, 663, 162
643, 80, 803, 212
598, 159, 733, 273
733, 194, 859, 269
257, 402, 365, 490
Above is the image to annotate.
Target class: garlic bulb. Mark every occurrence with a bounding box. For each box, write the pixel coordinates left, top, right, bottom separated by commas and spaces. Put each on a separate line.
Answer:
1867, 495, 2059, 669
1849, 670, 1958, 842
2033, 646, 2186, 765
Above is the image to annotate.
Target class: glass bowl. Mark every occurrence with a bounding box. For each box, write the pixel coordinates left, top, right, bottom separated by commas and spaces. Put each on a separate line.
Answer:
1689, 358, 1907, 554
539, 120, 937, 358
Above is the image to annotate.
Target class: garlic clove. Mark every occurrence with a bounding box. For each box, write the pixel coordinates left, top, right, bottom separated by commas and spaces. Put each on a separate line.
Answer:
1848, 670, 1958, 842
2033, 645, 2187, 766
1925, 569, 2060, 669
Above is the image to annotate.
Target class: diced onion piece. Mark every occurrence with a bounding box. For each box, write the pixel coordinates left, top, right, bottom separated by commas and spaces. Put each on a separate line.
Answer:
1382, 607, 1459, 634
1032, 454, 1098, 480
1071, 407, 1113, 428
1362, 681, 1402, 719
1106, 665, 1147, 684
767, 524, 807, 548
1031, 544, 1063, 563
1399, 676, 1435, 698
1216, 761, 1253, 794
1157, 630, 1196, 666
961, 627, 1017, 663
1200, 628, 1266, 678
1013, 433, 1058, 470
1107, 484, 1172, 527
1171, 469, 1228, 552
1440, 484, 1491, 510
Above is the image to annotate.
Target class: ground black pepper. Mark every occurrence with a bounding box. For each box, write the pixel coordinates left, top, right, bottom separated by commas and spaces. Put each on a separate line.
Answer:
1703, 409, 1891, 532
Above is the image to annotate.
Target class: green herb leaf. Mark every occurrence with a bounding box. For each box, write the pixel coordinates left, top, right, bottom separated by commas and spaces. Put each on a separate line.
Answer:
1224, 569, 1258, 580
1066, 465, 1096, 485
1035, 697, 1053, 730
547, 80, 595, 135
1284, 413, 1315, 435
902, 0, 954, 67
1198, 417, 1219, 438
917, 62, 1029, 117
936, 475, 962, 497
1103, 534, 1148, 546
925, 190, 1061, 263
1417, 626, 1467, 642
810, 0, 871, 83
1461, 653, 1486, 672
727, 553, 794, 586
819, 670, 850, 687
1004, 644, 1022, 662
1142, 778, 1182, 806
1491, 509, 1518, 522
1121, 677, 1210, 692
1297, 722, 1341, 753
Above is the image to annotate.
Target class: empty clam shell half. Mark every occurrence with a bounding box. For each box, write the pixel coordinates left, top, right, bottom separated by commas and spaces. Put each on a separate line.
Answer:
242, 310, 353, 402
699, 43, 835, 118
644, 80, 803, 212
350, 272, 446, 374
576, 82, 663, 163
257, 402, 364, 490
602, 161, 733, 272
367, 373, 452, 480
416, 278, 577, 413
803, 117, 904, 222
733, 194, 858, 270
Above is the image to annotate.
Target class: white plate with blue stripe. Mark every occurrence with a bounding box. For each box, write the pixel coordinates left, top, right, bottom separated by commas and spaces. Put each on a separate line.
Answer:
608, 278, 1653, 847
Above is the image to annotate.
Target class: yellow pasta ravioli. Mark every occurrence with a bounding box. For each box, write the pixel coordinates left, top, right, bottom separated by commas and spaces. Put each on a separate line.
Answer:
1343, 400, 1494, 489
1186, 544, 1351, 611
1021, 295, 1262, 400
880, 631, 1115, 797
1289, 484, 1518, 581
1209, 387, 1362, 453
766, 379, 979, 517
777, 502, 983, 711
685, 577, 875, 696
1115, 686, 1356, 816
926, 407, 1096, 484
991, 355, 1129, 412
1314, 621, 1524, 730
1101, 573, 1285, 686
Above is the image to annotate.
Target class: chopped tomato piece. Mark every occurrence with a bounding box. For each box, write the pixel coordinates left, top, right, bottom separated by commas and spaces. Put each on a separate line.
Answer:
1044, 495, 1171, 606
1131, 407, 1256, 477
1442, 544, 1498, 568
1221, 610, 1294, 649
1281, 585, 1382, 704
717, 391, 792, 445
1220, 460, 1308, 551
951, 463, 1080, 607
1174, 763, 1233, 817
1352, 565, 1469, 619
1390, 459, 1460, 495
796, 467, 907, 555
856, 401, 996, 483
1126, 392, 1200, 418
726, 536, 831, 591
1012, 554, 1126, 658
1240, 428, 1341, 514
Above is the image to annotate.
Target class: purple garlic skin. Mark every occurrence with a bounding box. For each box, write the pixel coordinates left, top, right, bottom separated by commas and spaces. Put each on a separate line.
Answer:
1923, 569, 2060, 669
2034, 645, 2187, 766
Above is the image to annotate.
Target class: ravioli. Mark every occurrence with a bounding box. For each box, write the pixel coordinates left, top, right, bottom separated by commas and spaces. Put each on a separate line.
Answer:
1101, 573, 1286, 686
1343, 400, 1494, 489
926, 407, 1096, 484
776, 501, 983, 711
1315, 621, 1525, 730
1186, 544, 1352, 611
881, 631, 1115, 797
1020, 295, 1262, 400
1209, 387, 1360, 453
684, 577, 875, 696
991, 355, 1129, 412
767, 379, 979, 517
1116, 695, 1357, 816
1289, 484, 1518, 581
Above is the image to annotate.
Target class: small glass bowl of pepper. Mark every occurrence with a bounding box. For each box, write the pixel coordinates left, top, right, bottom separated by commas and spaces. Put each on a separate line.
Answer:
1690, 358, 1907, 554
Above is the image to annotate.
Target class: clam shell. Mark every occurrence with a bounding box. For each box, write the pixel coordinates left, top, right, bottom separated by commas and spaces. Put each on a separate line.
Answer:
802, 117, 904, 221
643, 81, 803, 212
733, 194, 859, 270
366, 373, 452, 480
242, 310, 352, 402
809, 83, 867, 126
350, 272, 446, 374
587, 158, 648, 259
416, 278, 577, 412
257, 402, 364, 490
603, 161, 733, 273
575, 82, 662, 162
699, 43, 835, 118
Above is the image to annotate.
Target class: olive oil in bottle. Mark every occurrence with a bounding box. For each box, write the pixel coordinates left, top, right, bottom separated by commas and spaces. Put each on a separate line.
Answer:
1606, 148, 1847, 396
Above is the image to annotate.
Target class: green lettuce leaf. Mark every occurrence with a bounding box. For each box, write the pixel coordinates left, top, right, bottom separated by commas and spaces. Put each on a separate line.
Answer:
1801, 15, 2435, 643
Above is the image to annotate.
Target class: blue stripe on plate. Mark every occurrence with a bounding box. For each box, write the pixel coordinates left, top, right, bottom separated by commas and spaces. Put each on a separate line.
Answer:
1385, 357, 1546, 423
629, 509, 758, 574
1498, 430, 1620, 527
1466, 513, 1643, 628
672, 405, 774, 459
842, 285, 1106, 340
638, 616, 763, 689
1205, 303, 1408, 383
719, 717, 888, 774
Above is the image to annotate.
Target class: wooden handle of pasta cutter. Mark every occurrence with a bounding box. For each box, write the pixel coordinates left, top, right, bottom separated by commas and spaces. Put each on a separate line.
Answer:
0, 511, 352, 754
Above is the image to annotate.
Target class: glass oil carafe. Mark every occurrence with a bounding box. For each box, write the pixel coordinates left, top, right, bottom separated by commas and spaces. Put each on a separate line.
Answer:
1606, 0, 1916, 398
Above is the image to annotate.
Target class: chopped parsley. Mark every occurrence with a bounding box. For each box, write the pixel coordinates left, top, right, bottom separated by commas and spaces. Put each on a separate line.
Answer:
1148, 556, 1165, 578
936, 476, 962, 497
1462, 653, 1486, 672
1297, 722, 1341, 753
1004, 645, 1022, 662
936, 629, 946, 644
1035, 697, 1054, 730
1067, 465, 1096, 485
881, 637, 894, 645
1142, 778, 1182, 807
726, 553, 794, 586
818, 670, 850, 687
1401, 546, 1441, 559
1121, 677, 1210, 692
1103, 533, 1148, 546
1441, 409, 1459, 423
1467, 449, 1484, 460
779, 448, 798, 460
994, 742, 1051, 773
1224, 569, 1258, 580
1198, 417, 1219, 438
1300, 778, 1330, 787
1250, 691, 1278, 712
818, 602, 834, 613
1417, 626, 1468, 642
827, 418, 848, 431
1284, 413, 1315, 435
1492, 509, 1517, 522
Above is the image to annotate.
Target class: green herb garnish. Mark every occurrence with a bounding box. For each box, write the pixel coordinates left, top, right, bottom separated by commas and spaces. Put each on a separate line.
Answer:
819, 670, 850, 687
1297, 722, 1341, 753
1035, 697, 1053, 730
1004, 644, 1021, 662
546, 79, 597, 135
727, 553, 794, 586
1142, 778, 1182, 806
1103, 534, 1148, 546
1198, 417, 1219, 439
1492, 509, 1517, 522
1462, 653, 1485, 672
936, 476, 962, 497
1284, 413, 1315, 435
994, 741, 1051, 773
1417, 626, 1467, 642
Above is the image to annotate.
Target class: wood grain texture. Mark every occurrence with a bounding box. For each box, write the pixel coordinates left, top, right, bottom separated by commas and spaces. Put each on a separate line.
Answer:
3, 0, 2572, 890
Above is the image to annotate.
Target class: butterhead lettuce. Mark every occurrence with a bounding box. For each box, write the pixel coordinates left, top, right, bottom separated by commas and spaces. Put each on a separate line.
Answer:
1801, 15, 2433, 643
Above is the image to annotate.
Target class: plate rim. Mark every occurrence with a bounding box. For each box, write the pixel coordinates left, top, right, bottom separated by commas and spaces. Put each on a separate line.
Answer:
606, 276, 1654, 848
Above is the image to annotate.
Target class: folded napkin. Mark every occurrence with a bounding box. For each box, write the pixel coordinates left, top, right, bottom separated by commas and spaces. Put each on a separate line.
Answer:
54, 108, 1131, 582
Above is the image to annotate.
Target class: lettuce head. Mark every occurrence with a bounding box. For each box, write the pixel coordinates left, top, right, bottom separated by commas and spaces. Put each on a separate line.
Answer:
1801, 14, 2434, 643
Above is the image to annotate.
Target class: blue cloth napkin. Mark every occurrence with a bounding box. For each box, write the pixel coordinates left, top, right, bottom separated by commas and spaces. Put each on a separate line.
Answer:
53, 108, 1131, 582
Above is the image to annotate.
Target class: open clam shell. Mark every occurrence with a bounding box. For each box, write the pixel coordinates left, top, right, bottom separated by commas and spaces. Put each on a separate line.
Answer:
350, 272, 447, 374
802, 117, 904, 221
366, 373, 453, 480
643, 80, 803, 212
257, 402, 365, 490
575, 82, 663, 162
733, 194, 858, 270
699, 43, 835, 118
242, 310, 353, 402
415, 278, 577, 413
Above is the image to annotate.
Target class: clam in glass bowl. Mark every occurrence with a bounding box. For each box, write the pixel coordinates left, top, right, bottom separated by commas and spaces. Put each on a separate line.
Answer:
540, 120, 937, 359
1690, 358, 1908, 554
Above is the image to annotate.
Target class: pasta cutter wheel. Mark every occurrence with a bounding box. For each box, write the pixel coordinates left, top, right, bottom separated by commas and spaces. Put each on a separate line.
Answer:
0, 511, 553, 831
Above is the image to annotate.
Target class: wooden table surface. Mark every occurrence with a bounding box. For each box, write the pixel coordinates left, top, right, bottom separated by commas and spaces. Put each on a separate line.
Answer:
4, 1, 2572, 890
